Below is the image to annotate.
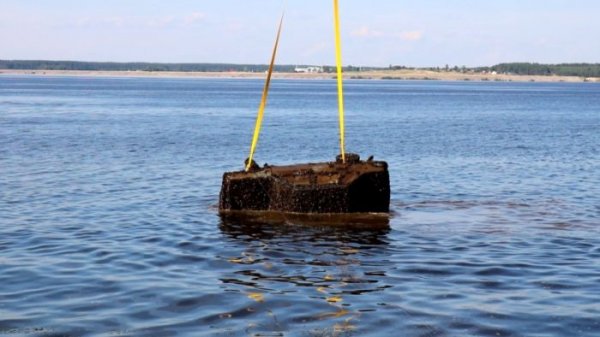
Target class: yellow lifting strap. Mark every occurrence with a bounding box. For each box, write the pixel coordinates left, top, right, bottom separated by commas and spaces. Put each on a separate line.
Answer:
245, 13, 285, 172
333, 0, 346, 163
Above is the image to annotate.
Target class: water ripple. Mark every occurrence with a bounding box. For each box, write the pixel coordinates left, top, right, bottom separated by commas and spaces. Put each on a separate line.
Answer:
1, 77, 599, 336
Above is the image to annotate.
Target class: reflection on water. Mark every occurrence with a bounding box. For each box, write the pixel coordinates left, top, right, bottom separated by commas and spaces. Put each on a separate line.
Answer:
219, 211, 391, 230
218, 219, 391, 336
211, 197, 600, 337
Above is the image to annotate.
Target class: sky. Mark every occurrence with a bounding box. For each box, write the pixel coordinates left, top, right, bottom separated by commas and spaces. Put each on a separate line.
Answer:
1, 0, 599, 67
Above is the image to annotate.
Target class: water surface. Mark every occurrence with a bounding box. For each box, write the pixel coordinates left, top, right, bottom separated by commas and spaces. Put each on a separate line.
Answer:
1, 76, 599, 336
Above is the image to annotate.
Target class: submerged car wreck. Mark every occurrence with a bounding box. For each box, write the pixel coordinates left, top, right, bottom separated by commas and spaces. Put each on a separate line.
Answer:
219, 154, 390, 216
219, 3, 391, 225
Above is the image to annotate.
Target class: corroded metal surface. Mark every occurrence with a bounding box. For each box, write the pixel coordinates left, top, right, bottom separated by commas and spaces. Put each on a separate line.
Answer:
219, 154, 390, 215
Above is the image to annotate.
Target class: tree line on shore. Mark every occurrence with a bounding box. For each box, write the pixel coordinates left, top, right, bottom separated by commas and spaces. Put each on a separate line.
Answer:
403, 63, 600, 78
487, 63, 600, 77
1, 60, 599, 78
0, 60, 313, 73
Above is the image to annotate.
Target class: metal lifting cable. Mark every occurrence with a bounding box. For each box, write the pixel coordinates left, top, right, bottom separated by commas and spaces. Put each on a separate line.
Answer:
245, 13, 284, 172
333, 0, 346, 163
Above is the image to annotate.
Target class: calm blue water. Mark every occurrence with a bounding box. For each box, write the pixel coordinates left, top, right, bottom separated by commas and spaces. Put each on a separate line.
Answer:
1, 75, 599, 337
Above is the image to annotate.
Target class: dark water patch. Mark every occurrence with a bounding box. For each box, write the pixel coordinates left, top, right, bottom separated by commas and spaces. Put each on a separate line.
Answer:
402, 267, 455, 276
474, 266, 524, 277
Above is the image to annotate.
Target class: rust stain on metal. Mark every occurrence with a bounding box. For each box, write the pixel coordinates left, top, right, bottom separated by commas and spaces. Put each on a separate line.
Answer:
219, 154, 390, 215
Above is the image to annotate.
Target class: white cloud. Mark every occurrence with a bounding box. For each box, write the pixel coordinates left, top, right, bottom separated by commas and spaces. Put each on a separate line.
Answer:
352, 26, 423, 41
184, 12, 206, 25
104, 16, 125, 27
69, 13, 206, 30
351, 26, 384, 38
71, 15, 130, 28
75, 17, 91, 27
396, 30, 424, 41
147, 15, 176, 28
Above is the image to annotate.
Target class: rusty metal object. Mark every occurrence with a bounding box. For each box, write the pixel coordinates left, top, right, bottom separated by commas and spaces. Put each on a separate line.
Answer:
219, 154, 390, 215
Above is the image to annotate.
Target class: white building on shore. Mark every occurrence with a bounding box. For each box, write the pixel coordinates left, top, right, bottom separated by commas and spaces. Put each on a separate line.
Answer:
294, 66, 323, 73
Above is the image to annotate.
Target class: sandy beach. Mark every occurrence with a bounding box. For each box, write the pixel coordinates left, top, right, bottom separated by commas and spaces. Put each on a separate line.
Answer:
1, 68, 598, 83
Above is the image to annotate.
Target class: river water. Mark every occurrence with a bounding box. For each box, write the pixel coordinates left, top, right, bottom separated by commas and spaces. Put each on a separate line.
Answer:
1, 76, 599, 337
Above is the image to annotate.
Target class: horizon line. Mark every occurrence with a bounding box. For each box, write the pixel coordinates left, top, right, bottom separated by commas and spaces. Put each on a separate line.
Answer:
2, 59, 599, 69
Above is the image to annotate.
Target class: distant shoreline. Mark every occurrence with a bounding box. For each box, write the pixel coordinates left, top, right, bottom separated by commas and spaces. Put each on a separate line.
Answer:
1, 69, 598, 83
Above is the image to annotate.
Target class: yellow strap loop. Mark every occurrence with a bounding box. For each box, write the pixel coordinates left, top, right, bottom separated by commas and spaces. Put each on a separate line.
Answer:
333, 0, 346, 163
246, 14, 284, 172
